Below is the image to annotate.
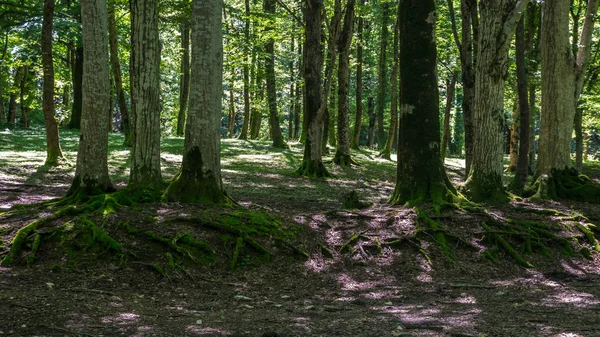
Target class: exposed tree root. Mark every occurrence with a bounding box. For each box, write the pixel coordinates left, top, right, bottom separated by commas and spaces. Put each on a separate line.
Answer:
526, 168, 600, 203
333, 153, 359, 167
296, 160, 333, 178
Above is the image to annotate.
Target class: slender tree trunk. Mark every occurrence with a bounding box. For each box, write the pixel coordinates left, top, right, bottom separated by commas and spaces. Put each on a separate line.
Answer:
575, 108, 583, 171
326, 78, 336, 148
390, 0, 455, 205
288, 37, 295, 141
68, 0, 114, 195
177, 21, 190, 137
376, 2, 390, 148
350, 1, 364, 150
19, 65, 30, 129
508, 99, 519, 172
379, 2, 400, 160
366, 97, 376, 147
510, 15, 530, 192
293, 42, 302, 140
333, 0, 355, 166
463, 0, 529, 202
228, 80, 236, 137
109, 4, 131, 144
129, 0, 162, 189
297, 0, 330, 177
164, 0, 228, 203
249, 56, 263, 140
238, 0, 251, 140
68, 46, 83, 129
441, 71, 458, 161
7, 67, 22, 127
42, 0, 64, 165
263, 0, 286, 148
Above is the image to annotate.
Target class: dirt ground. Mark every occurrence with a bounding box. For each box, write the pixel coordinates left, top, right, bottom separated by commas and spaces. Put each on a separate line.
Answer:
2, 157, 600, 337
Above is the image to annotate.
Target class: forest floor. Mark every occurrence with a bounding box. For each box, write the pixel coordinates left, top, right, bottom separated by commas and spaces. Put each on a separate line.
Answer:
1, 129, 600, 337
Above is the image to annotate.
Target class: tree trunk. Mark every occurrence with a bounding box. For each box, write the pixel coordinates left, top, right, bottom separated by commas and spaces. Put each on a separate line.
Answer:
68, 0, 114, 196
164, 0, 228, 203
350, 1, 364, 150
441, 71, 458, 161
7, 67, 22, 127
297, 0, 330, 177
390, 0, 455, 205
379, 2, 400, 160
238, 0, 251, 140
68, 46, 83, 129
228, 80, 236, 137
288, 37, 295, 141
293, 43, 302, 140
326, 77, 336, 148
375, 2, 390, 148
264, 0, 286, 148
463, 0, 529, 202
129, 0, 163, 190
575, 108, 583, 172
19, 65, 30, 129
42, 0, 64, 166
109, 4, 131, 144
333, 0, 355, 166
510, 15, 531, 192
508, 98, 519, 172
366, 97, 376, 147
249, 56, 263, 140
177, 21, 190, 137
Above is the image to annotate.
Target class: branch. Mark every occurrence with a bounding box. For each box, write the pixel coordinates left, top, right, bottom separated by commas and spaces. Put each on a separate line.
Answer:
575, 0, 600, 98
446, 0, 461, 52
275, 0, 303, 27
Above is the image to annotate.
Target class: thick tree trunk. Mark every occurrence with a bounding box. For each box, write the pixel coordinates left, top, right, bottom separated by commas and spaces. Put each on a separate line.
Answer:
297, 0, 330, 177
68, 46, 83, 129
441, 71, 458, 161
129, 0, 162, 189
264, 0, 286, 148
177, 21, 190, 137
109, 4, 131, 144
510, 16, 530, 192
333, 0, 355, 166
164, 0, 228, 203
238, 0, 251, 140
390, 0, 455, 205
366, 97, 376, 147
379, 2, 400, 161
350, 1, 364, 150
42, 0, 64, 166
375, 2, 390, 148
463, 0, 529, 202
68, 0, 114, 196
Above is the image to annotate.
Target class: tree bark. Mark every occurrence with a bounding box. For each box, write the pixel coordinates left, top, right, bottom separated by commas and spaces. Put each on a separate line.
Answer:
264, 0, 286, 148
7, 66, 22, 127
177, 20, 190, 137
288, 37, 295, 141
293, 43, 302, 140
108, 5, 131, 144
68, 0, 114, 196
375, 2, 390, 148
238, 0, 251, 140
67, 46, 83, 129
463, 0, 529, 202
508, 98, 519, 172
379, 2, 400, 160
42, 0, 64, 166
390, 0, 455, 205
350, 0, 364, 150
366, 97, 375, 147
129, 0, 163, 190
228, 79, 236, 137
333, 0, 355, 166
297, 0, 330, 177
164, 0, 228, 203
510, 15, 530, 192
441, 71, 458, 161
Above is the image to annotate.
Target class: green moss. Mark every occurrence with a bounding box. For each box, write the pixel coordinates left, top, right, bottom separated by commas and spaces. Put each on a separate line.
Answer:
230, 237, 244, 270
482, 221, 533, 268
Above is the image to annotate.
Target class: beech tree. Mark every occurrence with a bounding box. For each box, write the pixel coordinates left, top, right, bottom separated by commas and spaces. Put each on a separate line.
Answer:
68, 0, 114, 195
41, 0, 64, 166
264, 0, 286, 149
463, 0, 529, 202
534, 0, 600, 201
164, 0, 228, 203
389, 0, 456, 205
129, 0, 162, 190
108, 3, 131, 145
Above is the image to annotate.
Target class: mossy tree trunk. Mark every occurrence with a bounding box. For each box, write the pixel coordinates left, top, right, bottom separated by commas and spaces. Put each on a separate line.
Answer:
42, 0, 64, 166
164, 0, 228, 204
177, 20, 190, 137
535, 0, 600, 200
109, 4, 131, 145
463, 0, 529, 202
238, 0, 251, 140
67, 46, 83, 129
129, 0, 163, 190
350, 1, 364, 150
379, 3, 400, 161
297, 0, 330, 178
333, 0, 355, 167
68, 0, 114, 196
390, 0, 456, 205
264, 0, 286, 148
